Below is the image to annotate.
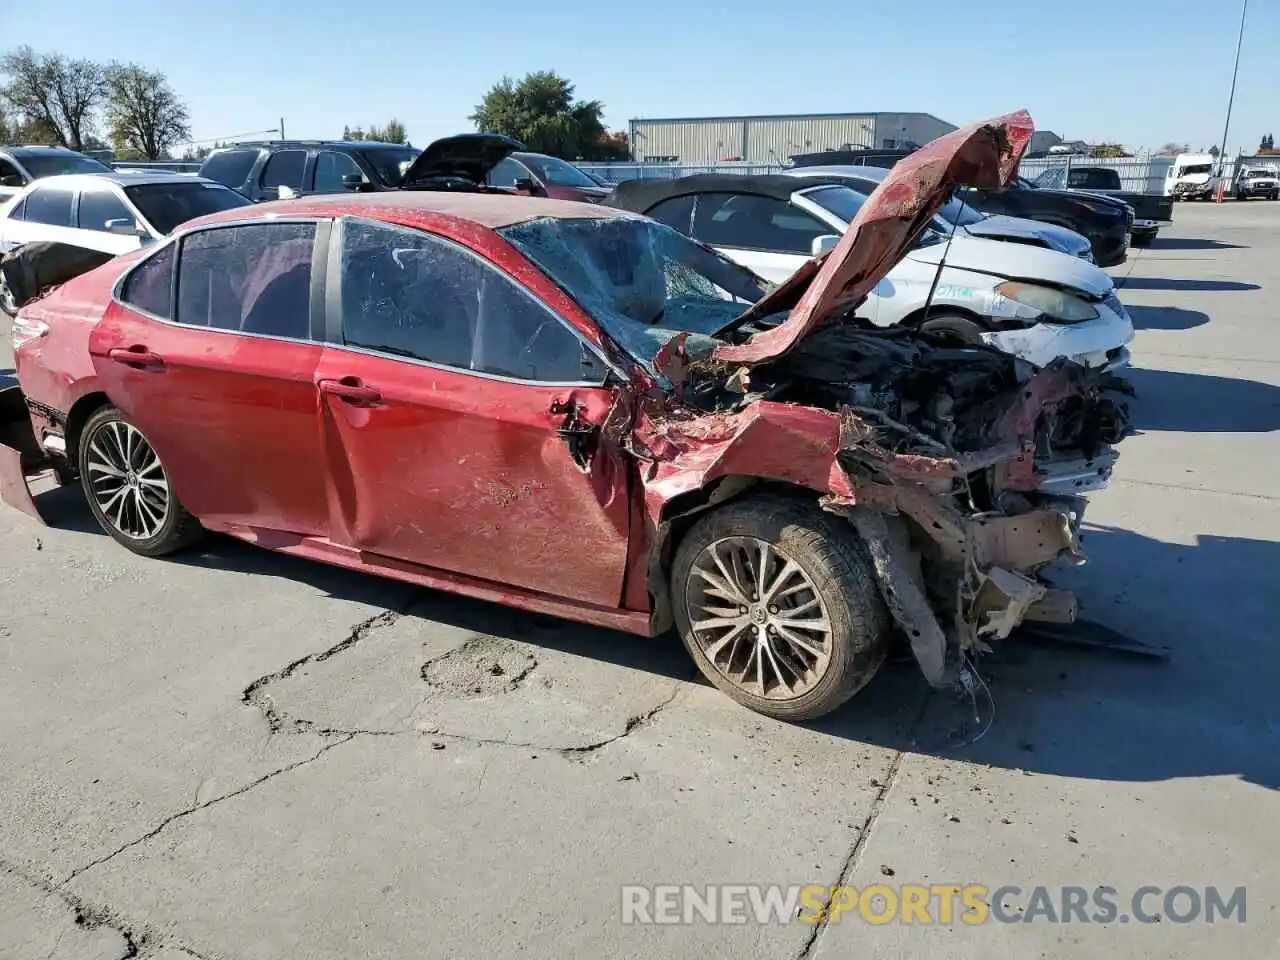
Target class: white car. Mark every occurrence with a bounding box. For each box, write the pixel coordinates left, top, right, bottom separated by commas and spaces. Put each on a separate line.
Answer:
0, 171, 252, 315
609, 174, 1133, 371
787, 164, 1097, 262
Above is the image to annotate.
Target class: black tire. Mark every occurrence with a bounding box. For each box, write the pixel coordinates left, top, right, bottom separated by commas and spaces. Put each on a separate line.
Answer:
671, 494, 891, 721
917, 311, 986, 346
77, 404, 202, 556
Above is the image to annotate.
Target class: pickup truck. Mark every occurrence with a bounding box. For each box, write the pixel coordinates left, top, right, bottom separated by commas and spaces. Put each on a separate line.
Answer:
1234, 165, 1280, 201
1032, 166, 1173, 245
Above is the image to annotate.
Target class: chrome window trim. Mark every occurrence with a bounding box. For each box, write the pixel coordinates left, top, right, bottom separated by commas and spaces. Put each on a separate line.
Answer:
109, 217, 328, 346
331, 215, 623, 387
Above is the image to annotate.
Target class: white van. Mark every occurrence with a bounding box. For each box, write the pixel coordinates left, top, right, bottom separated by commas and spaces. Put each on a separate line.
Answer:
1165, 153, 1218, 199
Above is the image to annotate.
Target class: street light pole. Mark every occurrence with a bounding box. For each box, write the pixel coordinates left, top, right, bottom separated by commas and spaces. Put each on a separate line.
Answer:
1217, 0, 1248, 173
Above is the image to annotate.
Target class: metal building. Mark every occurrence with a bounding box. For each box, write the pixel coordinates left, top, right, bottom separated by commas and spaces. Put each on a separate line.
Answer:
627, 112, 956, 164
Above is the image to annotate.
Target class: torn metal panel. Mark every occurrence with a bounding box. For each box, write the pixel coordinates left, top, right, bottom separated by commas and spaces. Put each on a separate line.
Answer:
0, 386, 46, 523
974, 568, 1049, 641
842, 509, 951, 686
0, 242, 114, 310
713, 109, 1034, 365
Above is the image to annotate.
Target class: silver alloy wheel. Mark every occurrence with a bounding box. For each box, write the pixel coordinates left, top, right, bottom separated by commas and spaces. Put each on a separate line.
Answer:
685, 536, 833, 700
0, 275, 16, 316
85, 420, 171, 540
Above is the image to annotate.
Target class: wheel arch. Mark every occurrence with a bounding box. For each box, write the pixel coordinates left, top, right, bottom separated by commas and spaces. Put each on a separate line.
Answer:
64, 390, 112, 470
899, 303, 992, 331
643, 476, 828, 633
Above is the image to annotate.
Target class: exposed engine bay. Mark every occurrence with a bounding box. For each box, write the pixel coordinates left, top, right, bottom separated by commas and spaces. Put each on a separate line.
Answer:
644, 316, 1133, 688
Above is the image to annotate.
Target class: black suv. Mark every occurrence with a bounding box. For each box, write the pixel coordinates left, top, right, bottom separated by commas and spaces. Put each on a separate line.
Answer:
956, 176, 1133, 267
0, 145, 114, 201
197, 139, 425, 202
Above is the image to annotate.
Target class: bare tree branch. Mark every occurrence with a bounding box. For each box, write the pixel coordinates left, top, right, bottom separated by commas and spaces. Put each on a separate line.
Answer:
0, 46, 105, 149
105, 63, 190, 160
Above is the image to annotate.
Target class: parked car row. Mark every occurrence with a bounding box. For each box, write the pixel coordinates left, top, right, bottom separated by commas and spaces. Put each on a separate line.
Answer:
607, 171, 1133, 373
1, 111, 1135, 722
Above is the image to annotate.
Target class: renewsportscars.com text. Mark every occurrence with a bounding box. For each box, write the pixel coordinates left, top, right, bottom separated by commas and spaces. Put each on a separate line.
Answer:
621, 884, 1247, 926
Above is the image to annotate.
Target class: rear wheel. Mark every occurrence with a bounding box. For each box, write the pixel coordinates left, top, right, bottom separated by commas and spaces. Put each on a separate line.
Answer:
78, 405, 201, 556
0, 274, 16, 318
672, 495, 890, 721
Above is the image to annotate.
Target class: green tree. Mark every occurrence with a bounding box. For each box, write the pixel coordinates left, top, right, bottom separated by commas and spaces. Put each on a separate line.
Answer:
343, 121, 407, 144
470, 70, 609, 159
0, 46, 106, 150
104, 63, 190, 160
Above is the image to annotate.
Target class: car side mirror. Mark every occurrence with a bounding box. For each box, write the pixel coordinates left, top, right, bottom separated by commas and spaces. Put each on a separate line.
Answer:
811, 234, 841, 257
0, 174, 23, 188
340, 173, 365, 191
105, 217, 145, 237
513, 177, 539, 195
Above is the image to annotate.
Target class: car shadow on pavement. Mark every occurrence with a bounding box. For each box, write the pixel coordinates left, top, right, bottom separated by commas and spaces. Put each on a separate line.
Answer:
1149, 237, 1248, 251
1116, 278, 1260, 292
1124, 305, 1209, 331
1125, 368, 1280, 432
24, 479, 1279, 788
888, 522, 1280, 791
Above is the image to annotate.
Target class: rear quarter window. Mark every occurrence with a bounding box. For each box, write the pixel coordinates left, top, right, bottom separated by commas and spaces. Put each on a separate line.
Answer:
199, 150, 259, 189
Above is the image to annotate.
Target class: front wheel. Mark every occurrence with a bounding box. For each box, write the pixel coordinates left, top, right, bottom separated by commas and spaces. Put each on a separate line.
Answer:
917, 311, 986, 346
672, 495, 891, 721
78, 405, 202, 556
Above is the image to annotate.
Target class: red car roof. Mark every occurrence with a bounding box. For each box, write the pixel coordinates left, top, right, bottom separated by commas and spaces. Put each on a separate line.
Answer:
182, 191, 628, 234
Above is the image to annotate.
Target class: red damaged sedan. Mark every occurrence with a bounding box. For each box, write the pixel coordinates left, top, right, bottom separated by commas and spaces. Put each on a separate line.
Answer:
0, 111, 1130, 721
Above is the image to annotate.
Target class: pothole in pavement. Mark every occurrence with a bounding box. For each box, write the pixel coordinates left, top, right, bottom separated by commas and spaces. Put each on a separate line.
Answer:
420, 636, 538, 698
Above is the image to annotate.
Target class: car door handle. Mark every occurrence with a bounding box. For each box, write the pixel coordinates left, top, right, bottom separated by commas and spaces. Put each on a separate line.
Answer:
317, 378, 382, 406
107, 346, 164, 369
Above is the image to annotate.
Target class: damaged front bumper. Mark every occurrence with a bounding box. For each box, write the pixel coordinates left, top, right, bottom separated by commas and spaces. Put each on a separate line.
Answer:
0, 385, 50, 523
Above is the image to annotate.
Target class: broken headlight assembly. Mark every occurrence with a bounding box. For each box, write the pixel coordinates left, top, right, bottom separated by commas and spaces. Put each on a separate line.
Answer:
993, 281, 1099, 325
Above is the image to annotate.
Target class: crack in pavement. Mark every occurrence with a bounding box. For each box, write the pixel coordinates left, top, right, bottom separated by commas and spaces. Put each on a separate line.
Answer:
2, 856, 142, 959
302, 681, 689, 761
59, 736, 357, 887
241, 609, 405, 733
793, 690, 933, 960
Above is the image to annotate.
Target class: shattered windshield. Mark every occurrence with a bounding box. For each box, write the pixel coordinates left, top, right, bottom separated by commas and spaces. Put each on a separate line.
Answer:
360, 147, 422, 186
498, 215, 769, 367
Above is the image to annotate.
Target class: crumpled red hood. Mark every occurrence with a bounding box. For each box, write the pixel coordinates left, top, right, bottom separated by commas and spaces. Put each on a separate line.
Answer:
712, 109, 1034, 365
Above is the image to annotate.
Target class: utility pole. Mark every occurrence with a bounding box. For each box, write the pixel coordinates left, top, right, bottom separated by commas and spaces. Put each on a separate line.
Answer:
1217, 0, 1248, 175
279, 117, 286, 140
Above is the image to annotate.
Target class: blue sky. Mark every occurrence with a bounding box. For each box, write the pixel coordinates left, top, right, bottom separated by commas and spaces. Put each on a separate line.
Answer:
11, 0, 1278, 155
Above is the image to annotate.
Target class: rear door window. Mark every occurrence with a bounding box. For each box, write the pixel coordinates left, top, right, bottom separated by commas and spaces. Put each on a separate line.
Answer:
120, 243, 177, 318
22, 186, 75, 227
175, 222, 315, 339
313, 151, 365, 192
77, 189, 134, 232
642, 195, 695, 235
199, 149, 259, 188
337, 218, 596, 382
486, 157, 530, 188
260, 150, 307, 193
692, 192, 828, 254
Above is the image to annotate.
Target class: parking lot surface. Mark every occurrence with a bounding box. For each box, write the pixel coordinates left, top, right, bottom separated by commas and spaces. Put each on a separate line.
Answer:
1, 201, 1277, 959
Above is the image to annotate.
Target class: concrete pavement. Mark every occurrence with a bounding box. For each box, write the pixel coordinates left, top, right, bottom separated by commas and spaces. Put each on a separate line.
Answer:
1, 201, 1277, 959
